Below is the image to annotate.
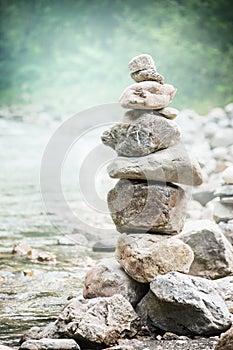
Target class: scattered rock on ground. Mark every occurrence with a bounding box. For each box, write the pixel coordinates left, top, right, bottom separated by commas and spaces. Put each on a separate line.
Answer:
178, 219, 233, 279
19, 338, 80, 350
83, 258, 149, 306
136, 272, 232, 336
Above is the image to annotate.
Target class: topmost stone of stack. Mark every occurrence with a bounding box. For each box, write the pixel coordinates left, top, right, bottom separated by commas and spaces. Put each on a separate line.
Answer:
128, 54, 155, 73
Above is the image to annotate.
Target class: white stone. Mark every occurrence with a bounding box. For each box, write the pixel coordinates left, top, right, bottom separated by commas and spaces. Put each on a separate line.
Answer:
222, 166, 233, 184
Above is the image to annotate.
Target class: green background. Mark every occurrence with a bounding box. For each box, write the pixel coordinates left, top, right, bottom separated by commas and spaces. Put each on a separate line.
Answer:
0, 0, 232, 114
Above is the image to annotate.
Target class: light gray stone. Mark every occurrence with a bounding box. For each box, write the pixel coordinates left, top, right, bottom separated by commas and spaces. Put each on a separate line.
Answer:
119, 81, 176, 110
222, 166, 233, 184
54, 295, 140, 347
214, 185, 233, 198
108, 180, 187, 234
213, 202, 233, 223
218, 221, 233, 244
115, 234, 194, 283
128, 54, 155, 72
83, 258, 149, 306
136, 272, 232, 336
214, 276, 233, 313
215, 326, 233, 350
101, 115, 181, 157
131, 69, 164, 84
19, 339, 80, 350
107, 144, 203, 186
210, 128, 233, 148
178, 220, 233, 279
220, 196, 233, 204
159, 107, 179, 119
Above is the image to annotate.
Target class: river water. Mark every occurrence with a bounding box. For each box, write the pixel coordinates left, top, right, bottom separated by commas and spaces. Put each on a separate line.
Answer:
0, 118, 116, 348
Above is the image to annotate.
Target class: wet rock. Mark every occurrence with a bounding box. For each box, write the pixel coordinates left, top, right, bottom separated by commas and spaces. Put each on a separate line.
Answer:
215, 326, 233, 350
213, 201, 233, 223
214, 276, 233, 313
19, 338, 80, 350
128, 54, 155, 72
159, 107, 179, 119
131, 69, 164, 84
107, 144, 203, 186
83, 258, 149, 306
136, 272, 232, 336
108, 179, 187, 234
178, 220, 233, 279
222, 166, 233, 184
119, 81, 176, 110
101, 115, 181, 157
53, 294, 140, 347
218, 221, 233, 244
115, 234, 194, 283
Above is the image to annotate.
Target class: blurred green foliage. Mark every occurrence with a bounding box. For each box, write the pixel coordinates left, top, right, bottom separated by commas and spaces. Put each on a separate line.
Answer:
0, 0, 232, 114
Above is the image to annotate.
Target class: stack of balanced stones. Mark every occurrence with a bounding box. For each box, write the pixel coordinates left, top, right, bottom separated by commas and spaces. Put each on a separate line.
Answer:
102, 54, 203, 236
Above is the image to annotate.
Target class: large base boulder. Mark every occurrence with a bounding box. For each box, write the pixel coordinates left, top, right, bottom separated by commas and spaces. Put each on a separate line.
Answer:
115, 234, 194, 283
136, 272, 232, 336
108, 179, 187, 234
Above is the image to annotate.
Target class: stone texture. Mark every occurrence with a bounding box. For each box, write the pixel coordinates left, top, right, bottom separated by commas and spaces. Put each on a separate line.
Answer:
136, 272, 232, 336
218, 220, 233, 244
83, 258, 149, 306
53, 295, 140, 347
178, 220, 233, 279
159, 107, 179, 119
107, 144, 203, 186
213, 201, 233, 223
131, 69, 164, 84
107, 179, 187, 234
119, 81, 176, 110
222, 166, 233, 184
19, 339, 80, 350
210, 128, 233, 148
115, 234, 194, 283
215, 327, 233, 350
101, 115, 181, 157
128, 54, 155, 72
214, 276, 233, 313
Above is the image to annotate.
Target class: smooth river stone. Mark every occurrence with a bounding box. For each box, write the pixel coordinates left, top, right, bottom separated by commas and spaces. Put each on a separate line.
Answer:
119, 81, 176, 110
136, 272, 232, 336
101, 115, 181, 157
107, 144, 203, 186
128, 54, 155, 72
222, 166, 233, 184
107, 179, 187, 234
115, 234, 194, 283
131, 69, 164, 84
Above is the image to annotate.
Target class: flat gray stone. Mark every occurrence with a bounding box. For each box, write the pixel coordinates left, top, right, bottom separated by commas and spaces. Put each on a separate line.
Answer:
131, 69, 164, 84
101, 115, 181, 157
119, 81, 176, 110
178, 220, 233, 279
213, 201, 233, 223
136, 272, 232, 336
128, 54, 155, 72
115, 234, 194, 283
214, 185, 233, 198
83, 257, 149, 306
19, 339, 80, 350
107, 144, 203, 186
108, 180, 187, 234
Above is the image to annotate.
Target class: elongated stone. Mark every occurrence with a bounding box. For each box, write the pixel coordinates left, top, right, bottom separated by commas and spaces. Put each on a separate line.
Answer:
107, 179, 187, 234
101, 115, 181, 157
107, 144, 203, 186
119, 81, 176, 110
